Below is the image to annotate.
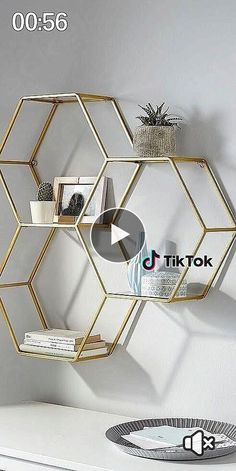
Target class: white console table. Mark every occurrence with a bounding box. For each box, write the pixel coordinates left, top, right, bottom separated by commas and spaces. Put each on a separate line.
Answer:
0, 402, 235, 471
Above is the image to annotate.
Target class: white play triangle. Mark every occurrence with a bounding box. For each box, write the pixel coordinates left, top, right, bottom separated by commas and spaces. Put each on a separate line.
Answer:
111, 224, 130, 245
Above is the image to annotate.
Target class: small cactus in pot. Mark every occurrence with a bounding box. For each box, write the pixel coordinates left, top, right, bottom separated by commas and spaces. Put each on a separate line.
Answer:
133, 102, 182, 158
30, 182, 55, 224
37, 182, 54, 201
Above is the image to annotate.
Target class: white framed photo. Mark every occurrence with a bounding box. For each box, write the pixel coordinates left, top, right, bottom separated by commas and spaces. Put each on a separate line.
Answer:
53, 176, 108, 224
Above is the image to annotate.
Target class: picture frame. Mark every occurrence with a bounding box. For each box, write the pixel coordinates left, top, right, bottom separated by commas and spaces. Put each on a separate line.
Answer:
53, 176, 108, 224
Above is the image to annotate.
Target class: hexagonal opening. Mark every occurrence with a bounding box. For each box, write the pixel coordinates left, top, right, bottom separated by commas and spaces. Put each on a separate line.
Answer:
80, 158, 235, 303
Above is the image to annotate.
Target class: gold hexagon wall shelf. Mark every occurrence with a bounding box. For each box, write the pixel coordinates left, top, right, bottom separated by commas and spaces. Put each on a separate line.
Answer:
0, 92, 235, 363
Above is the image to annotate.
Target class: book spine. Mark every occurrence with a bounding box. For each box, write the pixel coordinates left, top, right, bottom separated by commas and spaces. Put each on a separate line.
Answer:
24, 340, 78, 351
24, 334, 100, 345
24, 334, 78, 345
20, 344, 108, 358
80, 347, 107, 358
20, 344, 75, 358
24, 339, 106, 351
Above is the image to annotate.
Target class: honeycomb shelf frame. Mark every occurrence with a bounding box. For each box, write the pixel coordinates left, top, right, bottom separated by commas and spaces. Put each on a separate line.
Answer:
0, 92, 235, 363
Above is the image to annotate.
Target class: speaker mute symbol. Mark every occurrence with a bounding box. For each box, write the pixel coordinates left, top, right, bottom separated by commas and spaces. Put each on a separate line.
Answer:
183, 430, 215, 456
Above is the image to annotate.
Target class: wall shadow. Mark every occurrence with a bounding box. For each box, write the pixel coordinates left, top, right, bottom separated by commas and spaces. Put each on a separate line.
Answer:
72, 345, 157, 403
166, 233, 236, 334
69, 232, 235, 406
71, 299, 190, 406
71, 302, 157, 403
177, 107, 236, 218
177, 108, 224, 163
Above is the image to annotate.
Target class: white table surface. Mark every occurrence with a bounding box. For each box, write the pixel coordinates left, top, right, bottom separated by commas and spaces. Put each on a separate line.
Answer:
0, 402, 235, 471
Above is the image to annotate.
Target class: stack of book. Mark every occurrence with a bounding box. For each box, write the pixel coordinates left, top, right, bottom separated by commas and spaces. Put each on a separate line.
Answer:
20, 329, 108, 359
122, 426, 232, 450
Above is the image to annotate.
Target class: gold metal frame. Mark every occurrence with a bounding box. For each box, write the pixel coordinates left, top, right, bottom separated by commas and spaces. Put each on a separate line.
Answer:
0, 92, 235, 363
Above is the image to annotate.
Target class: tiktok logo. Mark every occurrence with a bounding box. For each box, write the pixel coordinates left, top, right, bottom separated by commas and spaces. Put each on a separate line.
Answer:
142, 249, 213, 271
142, 250, 160, 271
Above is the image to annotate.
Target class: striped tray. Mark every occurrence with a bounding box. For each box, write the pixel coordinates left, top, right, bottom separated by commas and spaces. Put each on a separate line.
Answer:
105, 417, 236, 461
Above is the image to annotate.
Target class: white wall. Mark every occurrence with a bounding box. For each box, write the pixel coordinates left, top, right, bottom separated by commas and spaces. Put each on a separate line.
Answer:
0, 0, 235, 422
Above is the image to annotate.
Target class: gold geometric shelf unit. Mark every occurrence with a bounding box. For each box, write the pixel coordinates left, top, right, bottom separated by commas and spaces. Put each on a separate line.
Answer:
0, 92, 235, 364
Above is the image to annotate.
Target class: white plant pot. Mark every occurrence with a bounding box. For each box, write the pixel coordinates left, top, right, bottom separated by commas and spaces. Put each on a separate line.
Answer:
141, 272, 187, 298
30, 201, 56, 224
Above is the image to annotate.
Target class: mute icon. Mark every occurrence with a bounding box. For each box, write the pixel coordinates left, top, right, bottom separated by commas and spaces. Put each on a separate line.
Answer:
183, 430, 215, 456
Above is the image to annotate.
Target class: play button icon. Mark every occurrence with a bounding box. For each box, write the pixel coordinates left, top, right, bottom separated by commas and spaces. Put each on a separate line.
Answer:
111, 224, 130, 245
90, 208, 146, 263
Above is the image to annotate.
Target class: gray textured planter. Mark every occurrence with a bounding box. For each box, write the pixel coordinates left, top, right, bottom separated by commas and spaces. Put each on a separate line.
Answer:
133, 125, 176, 158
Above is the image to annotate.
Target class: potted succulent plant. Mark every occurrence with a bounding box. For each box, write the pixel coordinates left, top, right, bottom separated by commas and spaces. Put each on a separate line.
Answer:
133, 103, 182, 158
30, 182, 55, 224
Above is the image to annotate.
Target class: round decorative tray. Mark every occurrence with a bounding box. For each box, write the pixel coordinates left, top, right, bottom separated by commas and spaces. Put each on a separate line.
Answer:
105, 417, 236, 461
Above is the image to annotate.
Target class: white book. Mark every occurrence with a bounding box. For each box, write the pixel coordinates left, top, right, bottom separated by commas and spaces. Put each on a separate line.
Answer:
123, 431, 235, 451
130, 426, 229, 448
24, 339, 106, 352
20, 344, 108, 358
24, 329, 101, 345
131, 426, 204, 446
